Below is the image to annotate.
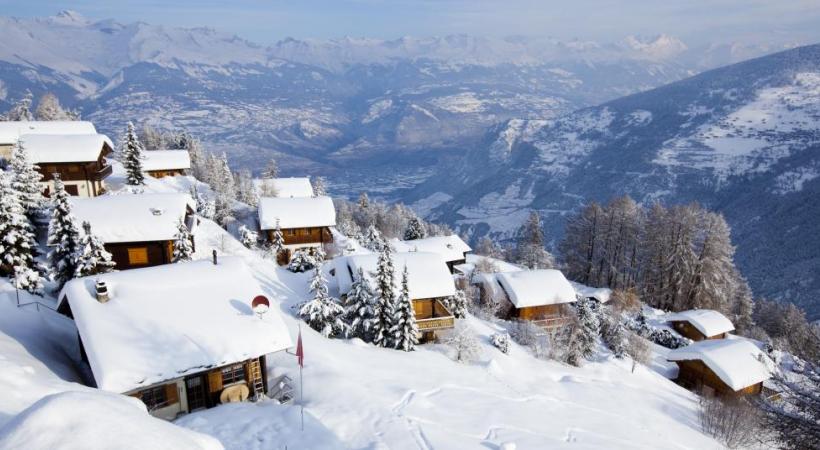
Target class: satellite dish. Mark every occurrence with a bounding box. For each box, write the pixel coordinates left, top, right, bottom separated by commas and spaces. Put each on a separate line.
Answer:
252, 295, 270, 318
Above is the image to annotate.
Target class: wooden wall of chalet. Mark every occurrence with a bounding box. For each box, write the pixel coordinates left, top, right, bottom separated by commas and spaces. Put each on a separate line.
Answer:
674, 359, 762, 396
670, 321, 726, 341
412, 297, 450, 320
105, 241, 173, 270
266, 227, 333, 246
147, 169, 186, 179
511, 304, 563, 320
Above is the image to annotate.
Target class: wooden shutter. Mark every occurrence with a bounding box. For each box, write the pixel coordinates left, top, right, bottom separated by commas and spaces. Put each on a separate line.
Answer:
208, 370, 223, 393
165, 382, 179, 404
127, 247, 149, 265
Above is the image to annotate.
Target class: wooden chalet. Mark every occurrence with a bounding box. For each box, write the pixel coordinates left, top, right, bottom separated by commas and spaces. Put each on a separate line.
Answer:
491, 270, 578, 328
258, 196, 336, 264
56, 258, 293, 420
142, 149, 191, 178
334, 252, 457, 341
0, 120, 97, 160
65, 193, 197, 270
667, 339, 771, 397
667, 309, 735, 341
23, 133, 114, 197
390, 235, 472, 273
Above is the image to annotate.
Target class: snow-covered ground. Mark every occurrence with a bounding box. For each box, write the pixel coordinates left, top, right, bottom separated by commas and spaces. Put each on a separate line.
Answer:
0, 167, 726, 449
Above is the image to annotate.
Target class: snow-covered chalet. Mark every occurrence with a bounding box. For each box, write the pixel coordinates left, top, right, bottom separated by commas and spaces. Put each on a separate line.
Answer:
141, 149, 191, 178
477, 269, 578, 328
390, 235, 472, 273
667, 339, 771, 397
257, 195, 336, 264
667, 309, 735, 341
56, 257, 293, 419
63, 193, 197, 270
333, 251, 456, 341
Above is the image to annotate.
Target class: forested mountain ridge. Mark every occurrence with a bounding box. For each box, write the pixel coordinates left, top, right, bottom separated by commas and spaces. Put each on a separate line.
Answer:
412, 44, 820, 318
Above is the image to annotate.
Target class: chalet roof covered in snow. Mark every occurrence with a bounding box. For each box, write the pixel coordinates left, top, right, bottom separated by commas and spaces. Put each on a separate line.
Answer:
141, 150, 191, 172
19, 133, 113, 163
496, 270, 577, 308
668, 309, 735, 337
0, 120, 97, 144
335, 251, 456, 300
254, 177, 314, 198
570, 281, 612, 303
58, 258, 293, 393
389, 235, 472, 263
667, 339, 771, 391
68, 193, 195, 243
258, 196, 335, 230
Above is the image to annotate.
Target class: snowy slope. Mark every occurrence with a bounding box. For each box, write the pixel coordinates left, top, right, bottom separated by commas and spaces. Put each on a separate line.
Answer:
414, 44, 820, 319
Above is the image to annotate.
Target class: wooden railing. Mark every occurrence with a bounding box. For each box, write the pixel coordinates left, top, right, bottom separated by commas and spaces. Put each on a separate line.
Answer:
417, 315, 455, 331
92, 163, 113, 180
531, 315, 572, 329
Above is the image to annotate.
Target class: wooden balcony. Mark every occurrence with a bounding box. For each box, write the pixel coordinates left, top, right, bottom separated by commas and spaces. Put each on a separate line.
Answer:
414, 299, 455, 331
531, 315, 573, 329
92, 162, 113, 180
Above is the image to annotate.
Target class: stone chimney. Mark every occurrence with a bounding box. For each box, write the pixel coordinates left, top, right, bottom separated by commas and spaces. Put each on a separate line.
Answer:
95, 280, 110, 303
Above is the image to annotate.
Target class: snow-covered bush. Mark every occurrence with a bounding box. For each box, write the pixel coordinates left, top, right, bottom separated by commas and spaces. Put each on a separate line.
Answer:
444, 321, 482, 363
238, 225, 258, 249
490, 332, 511, 354
287, 250, 316, 273
626, 332, 652, 373
624, 312, 689, 349
698, 396, 762, 449
443, 289, 468, 319
74, 222, 115, 277
600, 309, 628, 359
403, 217, 426, 240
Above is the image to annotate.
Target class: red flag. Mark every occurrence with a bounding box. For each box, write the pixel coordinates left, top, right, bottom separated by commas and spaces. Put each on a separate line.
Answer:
295, 329, 304, 368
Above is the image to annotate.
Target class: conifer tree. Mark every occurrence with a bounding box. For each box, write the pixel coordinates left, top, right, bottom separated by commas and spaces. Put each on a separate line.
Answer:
299, 262, 345, 338
74, 221, 115, 277
373, 241, 396, 348
362, 225, 383, 252
312, 176, 327, 197
601, 309, 628, 358
262, 157, 279, 179
35, 93, 74, 121
172, 219, 194, 262
0, 170, 42, 293
403, 217, 427, 240
574, 297, 600, 360
343, 267, 376, 341
120, 122, 146, 186
444, 289, 468, 319
515, 211, 555, 269
269, 219, 285, 256
10, 140, 44, 218
391, 265, 419, 351
238, 224, 258, 249
47, 176, 81, 289
5, 91, 34, 121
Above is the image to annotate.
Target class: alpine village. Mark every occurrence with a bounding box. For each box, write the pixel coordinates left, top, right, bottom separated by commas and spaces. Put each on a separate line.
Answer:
0, 91, 817, 449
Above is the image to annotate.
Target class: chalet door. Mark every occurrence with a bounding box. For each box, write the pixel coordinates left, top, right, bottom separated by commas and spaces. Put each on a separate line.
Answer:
185, 375, 207, 412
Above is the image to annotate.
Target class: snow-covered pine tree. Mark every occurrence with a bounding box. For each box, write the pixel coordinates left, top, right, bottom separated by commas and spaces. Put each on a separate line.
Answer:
235, 169, 258, 207
287, 249, 315, 273
515, 211, 555, 269
343, 267, 376, 341
391, 265, 419, 351
46, 175, 81, 289
299, 262, 345, 338
74, 221, 115, 277
270, 219, 285, 255
10, 139, 44, 218
373, 241, 396, 348
5, 91, 34, 121
172, 219, 194, 262
362, 225, 383, 252
262, 157, 279, 179
574, 297, 601, 360
403, 217, 427, 240
312, 176, 327, 197
358, 192, 369, 209
600, 309, 628, 358
212, 153, 236, 226
119, 122, 146, 186
0, 169, 42, 293
238, 224, 258, 249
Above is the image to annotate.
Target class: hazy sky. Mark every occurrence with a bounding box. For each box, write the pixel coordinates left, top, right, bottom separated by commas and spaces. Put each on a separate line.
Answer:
3, 0, 820, 45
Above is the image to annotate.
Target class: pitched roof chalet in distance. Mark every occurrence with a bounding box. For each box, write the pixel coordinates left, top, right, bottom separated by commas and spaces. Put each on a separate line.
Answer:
0, 120, 97, 144
390, 235, 472, 263
667, 339, 771, 391
68, 193, 195, 243
141, 149, 191, 172
335, 251, 456, 300
668, 309, 735, 337
58, 257, 293, 393
258, 196, 336, 230
20, 133, 113, 163
496, 269, 577, 308
254, 177, 314, 198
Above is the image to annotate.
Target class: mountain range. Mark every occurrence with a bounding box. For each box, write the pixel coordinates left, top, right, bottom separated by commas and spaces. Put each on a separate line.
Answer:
411, 44, 820, 318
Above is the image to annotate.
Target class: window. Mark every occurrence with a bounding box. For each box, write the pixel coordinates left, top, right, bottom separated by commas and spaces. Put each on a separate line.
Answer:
127, 247, 149, 265
221, 364, 245, 385
64, 184, 79, 196
140, 386, 168, 411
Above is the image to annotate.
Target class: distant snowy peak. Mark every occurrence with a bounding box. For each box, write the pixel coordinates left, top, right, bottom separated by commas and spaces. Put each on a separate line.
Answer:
47, 10, 91, 26
623, 34, 689, 60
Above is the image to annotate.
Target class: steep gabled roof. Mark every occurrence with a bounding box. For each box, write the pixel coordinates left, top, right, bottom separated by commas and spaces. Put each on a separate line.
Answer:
0, 121, 97, 144
254, 177, 314, 198
390, 235, 472, 263
258, 196, 335, 230
59, 258, 292, 393
141, 150, 191, 172
335, 251, 456, 300
20, 133, 112, 163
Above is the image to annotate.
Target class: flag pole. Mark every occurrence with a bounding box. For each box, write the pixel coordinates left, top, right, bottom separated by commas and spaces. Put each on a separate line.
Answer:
299, 323, 304, 432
